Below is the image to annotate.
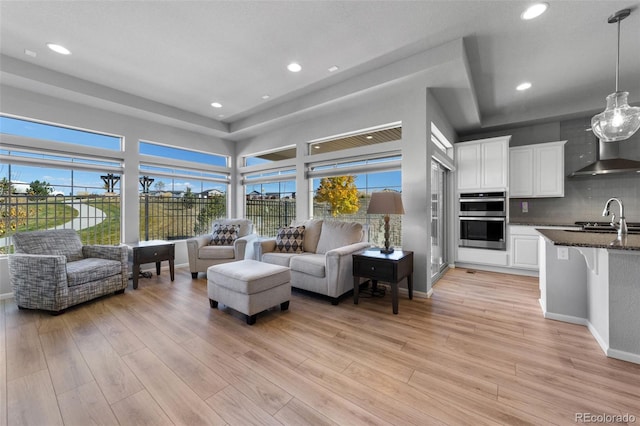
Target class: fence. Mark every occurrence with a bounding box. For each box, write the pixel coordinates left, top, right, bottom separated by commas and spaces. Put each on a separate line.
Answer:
2, 194, 402, 254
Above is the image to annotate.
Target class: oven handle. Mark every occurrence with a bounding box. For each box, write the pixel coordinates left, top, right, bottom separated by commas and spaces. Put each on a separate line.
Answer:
459, 198, 505, 202
459, 217, 505, 221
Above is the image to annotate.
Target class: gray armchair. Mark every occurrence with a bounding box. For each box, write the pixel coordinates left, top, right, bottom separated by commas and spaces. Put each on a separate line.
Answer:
186, 218, 257, 278
8, 229, 128, 314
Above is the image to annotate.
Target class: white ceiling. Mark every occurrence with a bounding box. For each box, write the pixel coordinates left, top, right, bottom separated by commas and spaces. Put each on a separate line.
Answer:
1, 1, 639, 140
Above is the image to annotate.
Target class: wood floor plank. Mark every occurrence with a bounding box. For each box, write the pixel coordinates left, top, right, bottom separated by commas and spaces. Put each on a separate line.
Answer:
239, 349, 392, 426
39, 327, 94, 395
182, 335, 293, 416
274, 397, 339, 426
3, 265, 640, 425
110, 389, 174, 426
123, 347, 226, 425
57, 380, 119, 426
7, 369, 63, 426
63, 309, 144, 404
206, 385, 282, 426
5, 322, 47, 382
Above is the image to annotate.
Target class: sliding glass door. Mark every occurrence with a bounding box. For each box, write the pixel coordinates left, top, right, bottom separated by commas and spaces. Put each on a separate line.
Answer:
430, 159, 449, 281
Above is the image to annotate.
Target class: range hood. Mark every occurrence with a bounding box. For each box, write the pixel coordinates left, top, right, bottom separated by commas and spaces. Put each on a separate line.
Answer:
570, 139, 640, 177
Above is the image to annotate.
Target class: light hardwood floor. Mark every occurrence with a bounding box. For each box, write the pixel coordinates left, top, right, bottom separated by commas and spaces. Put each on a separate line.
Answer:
2, 266, 639, 425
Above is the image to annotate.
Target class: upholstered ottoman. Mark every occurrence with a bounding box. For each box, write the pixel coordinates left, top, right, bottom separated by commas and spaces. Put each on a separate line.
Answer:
207, 259, 291, 325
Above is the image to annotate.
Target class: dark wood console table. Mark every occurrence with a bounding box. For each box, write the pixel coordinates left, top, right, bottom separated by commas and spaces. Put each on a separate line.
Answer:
128, 240, 175, 289
353, 248, 413, 314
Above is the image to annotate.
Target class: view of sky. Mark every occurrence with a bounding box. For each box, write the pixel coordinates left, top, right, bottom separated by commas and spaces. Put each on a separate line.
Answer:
1, 116, 401, 196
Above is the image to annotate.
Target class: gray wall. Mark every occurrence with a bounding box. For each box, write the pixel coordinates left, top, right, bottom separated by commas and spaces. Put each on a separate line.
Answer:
462, 115, 640, 224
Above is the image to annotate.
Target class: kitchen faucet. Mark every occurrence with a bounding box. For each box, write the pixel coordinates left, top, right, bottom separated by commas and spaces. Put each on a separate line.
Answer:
602, 197, 628, 237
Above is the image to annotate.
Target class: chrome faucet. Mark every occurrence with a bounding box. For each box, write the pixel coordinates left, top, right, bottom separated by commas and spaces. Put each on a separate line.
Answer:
602, 197, 628, 237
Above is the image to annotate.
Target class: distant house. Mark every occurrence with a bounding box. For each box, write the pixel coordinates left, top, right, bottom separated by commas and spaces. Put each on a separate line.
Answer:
11, 181, 29, 194
246, 190, 262, 200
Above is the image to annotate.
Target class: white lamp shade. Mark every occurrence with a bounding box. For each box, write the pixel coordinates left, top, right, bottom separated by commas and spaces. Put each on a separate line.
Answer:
367, 191, 405, 215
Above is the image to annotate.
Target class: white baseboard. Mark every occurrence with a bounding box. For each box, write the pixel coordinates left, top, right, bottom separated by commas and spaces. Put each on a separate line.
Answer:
607, 348, 640, 365
587, 322, 609, 356
543, 311, 589, 326
378, 283, 430, 299
0, 292, 13, 300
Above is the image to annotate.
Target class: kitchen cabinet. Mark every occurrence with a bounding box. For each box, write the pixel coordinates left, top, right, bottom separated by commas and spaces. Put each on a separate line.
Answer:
508, 225, 580, 271
509, 141, 566, 198
456, 136, 509, 191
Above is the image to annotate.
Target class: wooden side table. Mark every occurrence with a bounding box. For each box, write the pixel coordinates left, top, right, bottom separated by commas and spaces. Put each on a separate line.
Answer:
353, 248, 414, 314
127, 240, 175, 289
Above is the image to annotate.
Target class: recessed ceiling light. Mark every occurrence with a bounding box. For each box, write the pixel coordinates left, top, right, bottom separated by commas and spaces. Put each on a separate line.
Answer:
328, 65, 339, 72
366, 135, 373, 139
210, 102, 222, 108
24, 49, 37, 58
262, 95, 270, 100
217, 114, 225, 118
521, 3, 548, 20
46, 43, 71, 55
313, 145, 320, 149
516, 82, 532, 91
287, 62, 302, 73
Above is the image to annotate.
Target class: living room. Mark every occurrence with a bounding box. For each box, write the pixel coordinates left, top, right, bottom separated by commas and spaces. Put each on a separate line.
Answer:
1, 1, 640, 424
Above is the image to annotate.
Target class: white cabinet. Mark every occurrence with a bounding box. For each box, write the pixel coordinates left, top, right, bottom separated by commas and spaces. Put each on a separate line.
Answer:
509, 141, 566, 198
509, 225, 580, 271
509, 226, 540, 270
456, 136, 509, 191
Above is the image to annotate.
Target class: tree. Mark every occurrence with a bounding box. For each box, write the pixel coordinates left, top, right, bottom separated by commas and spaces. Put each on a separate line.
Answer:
182, 187, 196, 209
28, 180, 53, 199
154, 181, 165, 193
0, 178, 11, 196
314, 176, 360, 217
194, 194, 226, 234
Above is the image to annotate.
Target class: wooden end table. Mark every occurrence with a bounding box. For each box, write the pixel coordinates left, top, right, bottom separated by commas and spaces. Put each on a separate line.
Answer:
353, 248, 414, 314
127, 240, 175, 289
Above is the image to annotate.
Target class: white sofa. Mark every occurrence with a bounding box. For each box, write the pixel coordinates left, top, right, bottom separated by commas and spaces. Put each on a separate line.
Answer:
254, 219, 370, 304
186, 218, 257, 278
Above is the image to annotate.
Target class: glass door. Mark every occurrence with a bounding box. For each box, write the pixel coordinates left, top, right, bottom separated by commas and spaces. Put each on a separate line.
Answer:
430, 159, 448, 281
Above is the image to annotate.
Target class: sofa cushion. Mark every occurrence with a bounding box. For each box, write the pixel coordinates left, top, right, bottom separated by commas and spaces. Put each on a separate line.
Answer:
291, 219, 323, 253
275, 226, 305, 253
262, 252, 300, 267
290, 254, 326, 278
66, 258, 122, 287
315, 221, 364, 254
199, 245, 235, 260
211, 224, 238, 246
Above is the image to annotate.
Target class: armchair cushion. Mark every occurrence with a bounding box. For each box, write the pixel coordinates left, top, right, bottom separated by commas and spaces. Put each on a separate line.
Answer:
316, 221, 364, 254
66, 258, 123, 287
211, 224, 238, 246
275, 225, 305, 253
198, 245, 236, 260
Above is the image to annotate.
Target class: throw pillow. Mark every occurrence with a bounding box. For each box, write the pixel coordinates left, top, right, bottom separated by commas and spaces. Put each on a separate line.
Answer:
210, 224, 238, 246
275, 225, 305, 253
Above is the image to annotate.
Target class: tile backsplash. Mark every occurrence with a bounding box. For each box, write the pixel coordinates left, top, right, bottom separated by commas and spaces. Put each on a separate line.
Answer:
509, 116, 640, 224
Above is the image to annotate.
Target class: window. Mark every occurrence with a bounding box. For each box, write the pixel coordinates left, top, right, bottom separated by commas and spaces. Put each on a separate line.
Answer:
138, 141, 230, 241
0, 115, 124, 252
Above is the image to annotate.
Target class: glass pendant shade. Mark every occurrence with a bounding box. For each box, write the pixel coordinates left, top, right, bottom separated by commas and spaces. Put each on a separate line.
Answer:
591, 91, 640, 142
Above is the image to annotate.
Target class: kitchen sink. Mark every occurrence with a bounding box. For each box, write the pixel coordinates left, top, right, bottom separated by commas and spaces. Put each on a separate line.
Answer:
573, 221, 640, 234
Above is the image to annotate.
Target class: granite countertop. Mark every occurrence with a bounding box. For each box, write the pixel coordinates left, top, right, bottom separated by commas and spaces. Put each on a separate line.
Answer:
536, 229, 640, 251
509, 222, 579, 228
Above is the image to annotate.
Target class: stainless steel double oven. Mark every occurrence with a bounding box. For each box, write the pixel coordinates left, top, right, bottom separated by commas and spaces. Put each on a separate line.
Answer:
458, 191, 507, 250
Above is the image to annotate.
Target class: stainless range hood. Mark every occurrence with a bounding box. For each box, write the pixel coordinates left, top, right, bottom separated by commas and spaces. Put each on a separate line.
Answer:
570, 138, 640, 177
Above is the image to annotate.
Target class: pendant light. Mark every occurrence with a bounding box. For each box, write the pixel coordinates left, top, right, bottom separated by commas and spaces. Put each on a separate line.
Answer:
591, 9, 640, 142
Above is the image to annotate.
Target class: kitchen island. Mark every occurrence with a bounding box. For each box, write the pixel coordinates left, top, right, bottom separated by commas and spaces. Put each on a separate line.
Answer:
537, 229, 640, 364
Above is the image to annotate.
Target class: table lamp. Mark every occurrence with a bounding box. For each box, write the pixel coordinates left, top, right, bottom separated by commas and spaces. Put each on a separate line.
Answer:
367, 191, 405, 254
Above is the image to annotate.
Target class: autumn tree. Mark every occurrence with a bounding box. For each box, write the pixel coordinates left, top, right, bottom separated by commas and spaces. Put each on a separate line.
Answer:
314, 176, 360, 217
